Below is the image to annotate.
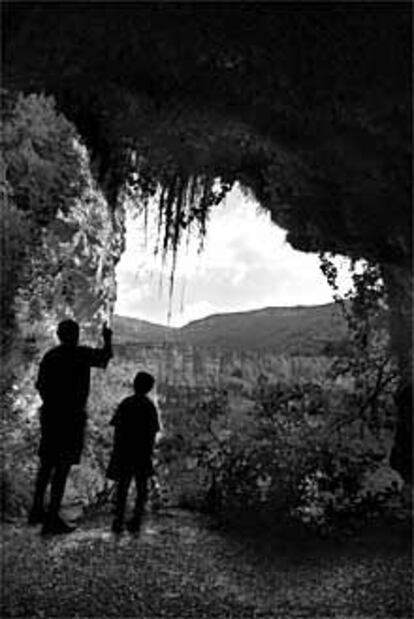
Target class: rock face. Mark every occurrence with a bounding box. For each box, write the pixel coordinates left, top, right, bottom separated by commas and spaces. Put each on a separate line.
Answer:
17, 140, 125, 345
9, 135, 125, 417
1, 93, 125, 363
117, 343, 332, 390
0, 94, 125, 515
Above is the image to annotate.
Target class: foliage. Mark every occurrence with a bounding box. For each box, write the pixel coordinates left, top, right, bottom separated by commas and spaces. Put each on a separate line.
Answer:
155, 387, 230, 509
2, 90, 121, 328
0, 191, 29, 359
16, 143, 119, 331
198, 257, 400, 533
319, 255, 398, 440
1, 91, 92, 363
319, 255, 414, 483
1, 91, 86, 226
0, 364, 41, 517
0, 341, 405, 532
155, 377, 402, 534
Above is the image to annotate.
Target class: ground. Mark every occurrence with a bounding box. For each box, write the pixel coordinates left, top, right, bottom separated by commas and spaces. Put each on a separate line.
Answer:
1, 509, 412, 618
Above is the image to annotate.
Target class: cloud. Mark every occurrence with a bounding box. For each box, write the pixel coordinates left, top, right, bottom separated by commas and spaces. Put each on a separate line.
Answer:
115, 185, 350, 326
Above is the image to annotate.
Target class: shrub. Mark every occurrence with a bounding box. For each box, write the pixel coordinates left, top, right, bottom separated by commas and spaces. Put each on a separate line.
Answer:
172, 379, 403, 534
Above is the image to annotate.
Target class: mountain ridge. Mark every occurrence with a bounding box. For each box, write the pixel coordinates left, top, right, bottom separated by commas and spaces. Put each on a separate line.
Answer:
113, 303, 349, 356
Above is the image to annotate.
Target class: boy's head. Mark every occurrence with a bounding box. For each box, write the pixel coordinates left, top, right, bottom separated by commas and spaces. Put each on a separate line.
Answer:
133, 371, 155, 395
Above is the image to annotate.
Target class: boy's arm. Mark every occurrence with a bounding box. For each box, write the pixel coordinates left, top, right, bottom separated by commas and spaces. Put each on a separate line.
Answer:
151, 404, 161, 437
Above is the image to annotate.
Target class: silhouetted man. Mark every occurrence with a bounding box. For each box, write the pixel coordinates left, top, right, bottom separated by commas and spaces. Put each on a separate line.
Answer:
29, 319, 113, 535
107, 371, 160, 534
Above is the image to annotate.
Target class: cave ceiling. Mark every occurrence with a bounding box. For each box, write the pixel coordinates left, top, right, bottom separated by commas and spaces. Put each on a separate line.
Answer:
3, 2, 412, 266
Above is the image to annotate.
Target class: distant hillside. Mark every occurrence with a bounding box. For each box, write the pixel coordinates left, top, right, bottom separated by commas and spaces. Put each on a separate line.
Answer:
179, 304, 348, 354
113, 315, 174, 344
113, 303, 349, 356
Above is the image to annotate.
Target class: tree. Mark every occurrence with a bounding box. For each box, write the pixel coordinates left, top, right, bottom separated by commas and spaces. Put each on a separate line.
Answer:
319, 254, 410, 482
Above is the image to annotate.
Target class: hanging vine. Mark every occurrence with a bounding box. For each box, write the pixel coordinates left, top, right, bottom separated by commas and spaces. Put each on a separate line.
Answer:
118, 138, 235, 317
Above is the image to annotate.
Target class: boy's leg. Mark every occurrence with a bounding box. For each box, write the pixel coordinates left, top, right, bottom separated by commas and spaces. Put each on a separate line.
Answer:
113, 472, 132, 533
28, 458, 54, 524
128, 471, 148, 533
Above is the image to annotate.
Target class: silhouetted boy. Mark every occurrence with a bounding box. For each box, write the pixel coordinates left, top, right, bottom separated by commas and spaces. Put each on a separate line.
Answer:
29, 319, 113, 535
107, 371, 160, 534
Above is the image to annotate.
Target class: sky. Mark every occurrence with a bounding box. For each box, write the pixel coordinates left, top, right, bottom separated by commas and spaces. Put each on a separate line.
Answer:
115, 185, 353, 327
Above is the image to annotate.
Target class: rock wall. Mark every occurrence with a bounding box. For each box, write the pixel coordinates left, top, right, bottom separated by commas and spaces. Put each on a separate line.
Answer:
1, 93, 126, 387
16, 142, 125, 347
8, 136, 125, 414
117, 343, 332, 391
1, 94, 126, 515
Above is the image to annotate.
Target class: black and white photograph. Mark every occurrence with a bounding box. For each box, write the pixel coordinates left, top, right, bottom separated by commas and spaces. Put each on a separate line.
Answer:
1, 2, 412, 617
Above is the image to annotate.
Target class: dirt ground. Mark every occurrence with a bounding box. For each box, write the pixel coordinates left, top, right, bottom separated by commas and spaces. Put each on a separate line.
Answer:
1, 509, 412, 618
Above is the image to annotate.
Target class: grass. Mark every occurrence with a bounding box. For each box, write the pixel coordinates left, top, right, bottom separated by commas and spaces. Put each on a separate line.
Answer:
1, 509, 412, 618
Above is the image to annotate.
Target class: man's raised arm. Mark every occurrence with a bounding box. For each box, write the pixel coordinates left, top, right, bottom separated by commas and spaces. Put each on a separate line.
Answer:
87, 323, 113, 368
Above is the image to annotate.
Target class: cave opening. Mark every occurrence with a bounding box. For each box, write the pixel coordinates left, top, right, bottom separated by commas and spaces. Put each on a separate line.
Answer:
114, 183, 354, 328
2, 1, 411, 482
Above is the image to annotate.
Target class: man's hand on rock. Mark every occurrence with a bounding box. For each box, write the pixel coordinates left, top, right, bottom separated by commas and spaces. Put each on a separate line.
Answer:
102, 323, 113, 342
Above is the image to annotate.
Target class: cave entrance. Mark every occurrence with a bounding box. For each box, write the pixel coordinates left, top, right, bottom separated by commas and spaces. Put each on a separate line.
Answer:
115, 183, 353, 328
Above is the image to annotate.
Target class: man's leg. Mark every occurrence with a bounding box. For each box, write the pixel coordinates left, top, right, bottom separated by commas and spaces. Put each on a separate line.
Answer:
112, 472, 132, 533
42, 462, 74, 534
49, 462, 71, 519
28, 458, 53, 524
